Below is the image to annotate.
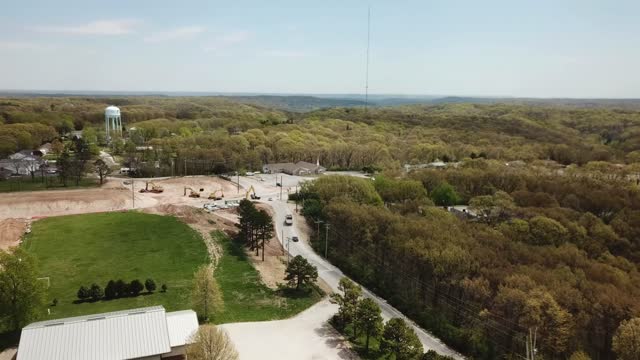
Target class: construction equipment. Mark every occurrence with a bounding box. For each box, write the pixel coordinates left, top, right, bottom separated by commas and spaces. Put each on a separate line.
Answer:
139, 181, 164, 193
184, 187, 200, 198
245, 185, 260, 200
208, 188, 225, 200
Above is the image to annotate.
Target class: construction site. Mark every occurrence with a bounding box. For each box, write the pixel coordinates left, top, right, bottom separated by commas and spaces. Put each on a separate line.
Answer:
0, 176, 239, 251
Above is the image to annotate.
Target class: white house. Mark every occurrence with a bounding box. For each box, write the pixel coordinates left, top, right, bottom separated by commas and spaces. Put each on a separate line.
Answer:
17, 306, 198, 360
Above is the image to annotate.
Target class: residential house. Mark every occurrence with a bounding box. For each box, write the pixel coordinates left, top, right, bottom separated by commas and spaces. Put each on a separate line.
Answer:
17, 306, 198, 360
0, 151, 44, 176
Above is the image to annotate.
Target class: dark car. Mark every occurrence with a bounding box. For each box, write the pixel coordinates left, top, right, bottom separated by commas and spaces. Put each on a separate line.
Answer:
291, 236, 299, 242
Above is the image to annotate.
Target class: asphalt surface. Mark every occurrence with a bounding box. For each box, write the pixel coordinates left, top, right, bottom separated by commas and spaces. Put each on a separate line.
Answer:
231, 174, 465, 359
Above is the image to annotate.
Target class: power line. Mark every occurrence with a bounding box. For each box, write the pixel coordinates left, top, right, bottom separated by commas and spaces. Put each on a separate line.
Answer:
322, 226, 529, 355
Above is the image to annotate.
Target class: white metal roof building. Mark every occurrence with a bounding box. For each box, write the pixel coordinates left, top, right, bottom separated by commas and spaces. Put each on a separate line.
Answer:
18, 306, 198, 360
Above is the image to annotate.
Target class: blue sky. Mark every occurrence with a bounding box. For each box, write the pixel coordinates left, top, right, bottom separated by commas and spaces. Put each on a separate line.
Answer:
1, 0, 638, 97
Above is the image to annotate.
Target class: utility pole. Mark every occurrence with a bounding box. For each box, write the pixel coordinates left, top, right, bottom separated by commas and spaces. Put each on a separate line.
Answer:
314, 219, 323, 241
279, 176, 283, 200
286, 237, 290, 265
131, 180, 135, 208
184, 159, 187, 176
281, 228, 285, 256
324, 223, 330, 259
236, 171, 240, 194
295, 184, 298, 212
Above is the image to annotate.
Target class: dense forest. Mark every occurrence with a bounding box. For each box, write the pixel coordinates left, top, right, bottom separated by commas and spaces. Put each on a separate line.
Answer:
298, 171, 640, 359
2, 97, 640, 176
2, 96, 640, 358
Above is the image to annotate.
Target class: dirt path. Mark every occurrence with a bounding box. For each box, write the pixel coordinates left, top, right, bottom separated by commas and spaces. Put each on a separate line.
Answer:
0, 218, 29, 251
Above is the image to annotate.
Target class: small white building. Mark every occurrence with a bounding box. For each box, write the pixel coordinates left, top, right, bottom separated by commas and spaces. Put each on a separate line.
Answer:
17, 306, 198, 360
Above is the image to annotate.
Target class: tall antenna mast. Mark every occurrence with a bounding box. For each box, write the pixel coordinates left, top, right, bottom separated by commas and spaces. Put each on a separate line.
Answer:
364, 5, 371, 114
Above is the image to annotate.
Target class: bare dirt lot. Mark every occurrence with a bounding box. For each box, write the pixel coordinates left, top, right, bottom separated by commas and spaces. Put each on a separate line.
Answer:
0, 176, 238, 221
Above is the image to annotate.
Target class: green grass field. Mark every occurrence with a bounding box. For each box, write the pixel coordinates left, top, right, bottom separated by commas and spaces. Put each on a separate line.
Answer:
0, 177, 99, 192
22, 212, 209, 319
212, 231, 323, 324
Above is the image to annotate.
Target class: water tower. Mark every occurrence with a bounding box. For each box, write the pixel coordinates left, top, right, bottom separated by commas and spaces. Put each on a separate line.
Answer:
105, 105, 122, 142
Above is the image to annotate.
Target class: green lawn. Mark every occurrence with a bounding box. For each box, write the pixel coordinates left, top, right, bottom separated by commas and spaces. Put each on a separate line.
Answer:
212, 231, 323, 324
0, 177, 99, 192
21, 212, 209, 319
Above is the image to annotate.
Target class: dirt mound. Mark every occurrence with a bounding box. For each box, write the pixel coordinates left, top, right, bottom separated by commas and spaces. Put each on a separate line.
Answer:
0, 218, 28, 250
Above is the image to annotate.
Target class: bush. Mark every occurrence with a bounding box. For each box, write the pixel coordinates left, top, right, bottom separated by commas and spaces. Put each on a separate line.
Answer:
52, 298, 58, 306
130, 279, 144, 296
89, 283, 103, 301
114, 279, 126, 297
105, 280, 117, 299
77, 286, 90, 300
145, 278, 156, 293
161, 284, 168, 292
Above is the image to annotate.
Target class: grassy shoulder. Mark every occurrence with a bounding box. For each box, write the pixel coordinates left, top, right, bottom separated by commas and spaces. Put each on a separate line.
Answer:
0, 177, 99, 192
211, 231, 323, 324
21, 212, 209, 319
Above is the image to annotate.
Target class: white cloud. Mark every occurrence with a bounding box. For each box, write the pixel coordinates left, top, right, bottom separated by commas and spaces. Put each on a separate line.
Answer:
261, 50, 309, 58
34, 20, 139, 35
203, 30, 251, 52
144, 26, 205, 43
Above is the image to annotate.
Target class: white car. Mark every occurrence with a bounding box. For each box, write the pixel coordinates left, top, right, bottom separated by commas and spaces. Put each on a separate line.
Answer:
246, 172, 254, 176
203, 203, 218, 211
285, 214, 293, 226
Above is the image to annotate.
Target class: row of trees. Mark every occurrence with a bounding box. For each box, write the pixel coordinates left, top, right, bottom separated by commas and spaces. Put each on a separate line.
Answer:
299, 175, 640, 359
76, 278, 162, 302
331, 277, 447, 359
237, 199, 274, 261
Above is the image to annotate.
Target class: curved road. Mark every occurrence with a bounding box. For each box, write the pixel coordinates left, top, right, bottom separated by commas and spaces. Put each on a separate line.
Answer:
231, 174, 464, 359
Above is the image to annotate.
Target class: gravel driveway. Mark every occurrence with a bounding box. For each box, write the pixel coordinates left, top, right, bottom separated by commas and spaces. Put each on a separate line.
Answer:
220, 299, 357, 360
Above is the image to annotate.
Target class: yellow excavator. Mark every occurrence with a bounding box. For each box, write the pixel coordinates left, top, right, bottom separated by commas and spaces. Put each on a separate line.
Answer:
208, 188, 224, 200
184, 187, 201, 198
139, 181, 164, 193
246, 185, 260, 200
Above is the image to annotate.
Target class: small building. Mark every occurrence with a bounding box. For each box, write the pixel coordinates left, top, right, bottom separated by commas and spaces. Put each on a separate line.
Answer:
447, 205, 479, 220
17, 306, 198, 360
263, 161, 326, 176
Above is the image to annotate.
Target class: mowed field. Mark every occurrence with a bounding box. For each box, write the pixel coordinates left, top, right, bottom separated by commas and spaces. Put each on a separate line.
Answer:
21, 212, 209, 319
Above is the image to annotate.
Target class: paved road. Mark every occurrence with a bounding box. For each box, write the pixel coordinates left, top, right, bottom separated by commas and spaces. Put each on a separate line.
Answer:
231, 174, 465, 359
